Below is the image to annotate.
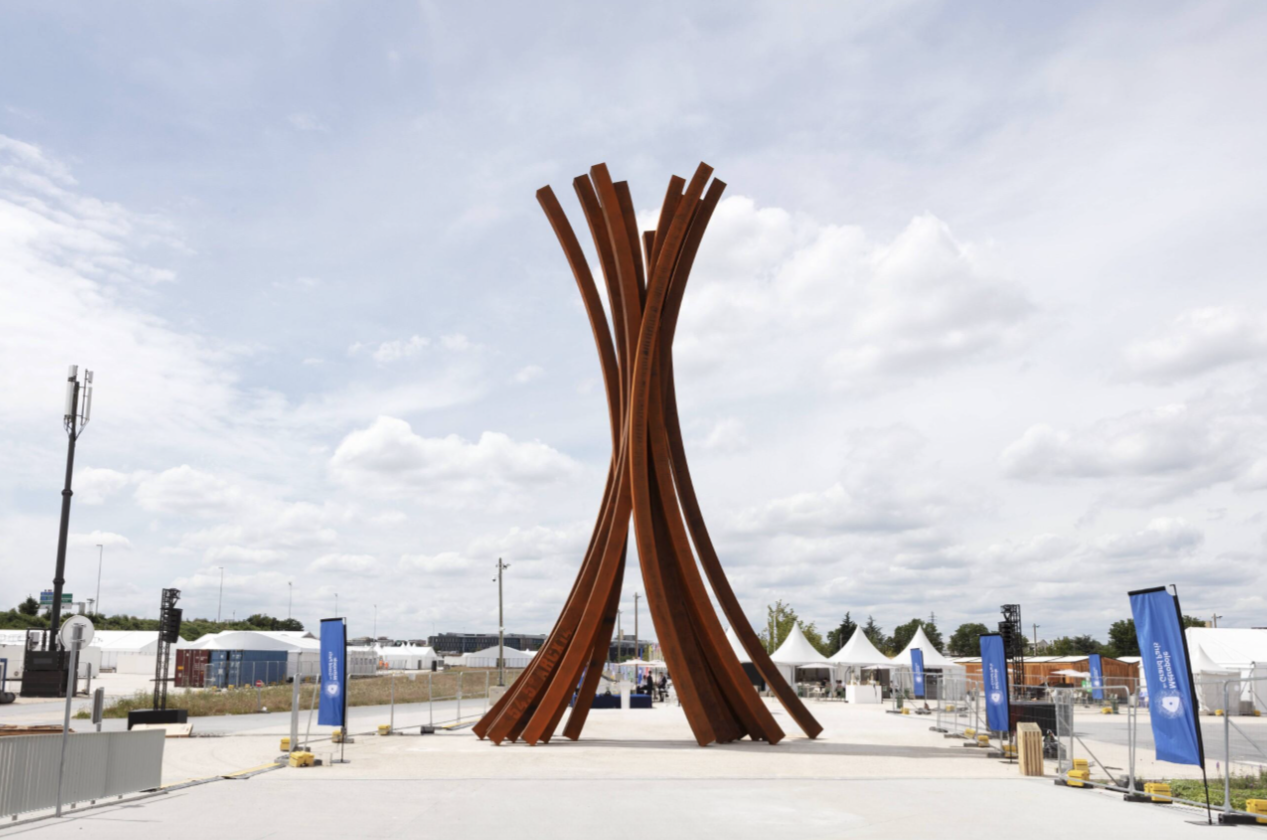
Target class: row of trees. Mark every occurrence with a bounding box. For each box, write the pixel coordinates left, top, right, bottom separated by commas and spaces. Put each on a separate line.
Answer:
2, 597, 303, 640
758, 601, 1208, 659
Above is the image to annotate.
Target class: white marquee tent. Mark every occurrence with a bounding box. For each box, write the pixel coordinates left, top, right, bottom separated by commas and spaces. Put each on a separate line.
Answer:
378, 645, 439, 671
461, 645, 534, 669
829, 630, 892, 684
91, 630, 188, 675
771, 624, 834, 685
1184, 628, 1267, 714
724, 627, 752, 664
891, 627, 966, 700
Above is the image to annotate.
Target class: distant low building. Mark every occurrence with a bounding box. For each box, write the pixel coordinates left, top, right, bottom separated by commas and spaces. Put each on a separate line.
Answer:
428, 632, 547, 655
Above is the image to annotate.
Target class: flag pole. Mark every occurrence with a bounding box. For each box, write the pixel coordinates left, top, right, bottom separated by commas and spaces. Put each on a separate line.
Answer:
1170, 585, 1211, 825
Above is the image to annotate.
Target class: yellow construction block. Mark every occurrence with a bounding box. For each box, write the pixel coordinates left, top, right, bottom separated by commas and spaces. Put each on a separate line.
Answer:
901, 707, 911, 715
1245, 799, 1267, 824
976, 734, 990, 746
1144, 782, 1172, 803
1215, 709, 1225, 716
1001, 743, 1017, 758
964, 728, 976, 737
377, 725, 391, 736
1254, 710, 1262, 717
1072, 758, 1089, 771
287, 751, 314, 768
1100, 706, 1112, 715
332, 730, 345, 743
280, 737, 291, 752
1066, 769, 1090, 788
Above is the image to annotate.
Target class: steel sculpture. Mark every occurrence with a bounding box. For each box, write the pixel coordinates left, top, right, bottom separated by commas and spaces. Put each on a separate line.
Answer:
474, 163, 823, 746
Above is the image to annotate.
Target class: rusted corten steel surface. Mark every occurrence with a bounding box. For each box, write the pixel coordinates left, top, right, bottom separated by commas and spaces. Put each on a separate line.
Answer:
473, 163, 822, 747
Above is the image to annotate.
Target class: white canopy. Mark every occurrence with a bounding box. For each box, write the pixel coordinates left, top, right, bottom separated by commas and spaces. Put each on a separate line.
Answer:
771, 624, 833, 668
829, 630, 890, 666
891, 627, 958, 669
1185, 628, 1267, 675
462, 645, 534, 667
186, 630, 317, 652
90, 630, 189, 654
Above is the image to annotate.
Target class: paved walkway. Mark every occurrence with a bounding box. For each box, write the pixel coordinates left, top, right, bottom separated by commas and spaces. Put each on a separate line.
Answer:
5, 701, 1234, 838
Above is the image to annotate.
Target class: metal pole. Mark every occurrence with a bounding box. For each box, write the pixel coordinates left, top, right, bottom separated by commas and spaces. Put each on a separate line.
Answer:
94, 544, 103, 616
216, 566, 224, 623
373, 604, 377, 640
496, 558, 507, 688
390, 672, 395, 733
288, 582, 292, 621
1224, 680, 1232, 813
289, 669, 300, 752
55, 625, 82, 817
634, 592, 640, 663
428, 670, 433, 727
485, 671, 490, 715
457, 671, 463, 723
49, 374, 80, 647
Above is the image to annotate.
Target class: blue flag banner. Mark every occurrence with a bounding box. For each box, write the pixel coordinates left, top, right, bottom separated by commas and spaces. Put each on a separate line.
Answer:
911, 648, 925, 698
1130, 587, 1203, 766
1088, 653, 1104, 700
318, 618, 346, 727
980, 634, 1010, 733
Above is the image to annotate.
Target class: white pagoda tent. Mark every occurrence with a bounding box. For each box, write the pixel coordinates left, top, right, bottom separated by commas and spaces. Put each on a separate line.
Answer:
891, 627, 965, 700
771, 624, 834, 686
829, 630, 891, 680
1184, 628, 1267, 714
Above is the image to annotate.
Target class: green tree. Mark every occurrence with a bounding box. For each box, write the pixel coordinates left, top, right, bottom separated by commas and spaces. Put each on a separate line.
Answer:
947, 622, 991, 656
1048, 634, 1104, 656
862, 615, 886, 653
757, 601, 830, 656
826, 612, 857, 653
18, 596, 39, 617
1106, 615, 1205, 657
890, 618, 945, 654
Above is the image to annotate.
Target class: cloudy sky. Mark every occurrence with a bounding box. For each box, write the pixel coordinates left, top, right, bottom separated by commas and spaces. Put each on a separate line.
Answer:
2, 1, 1266, 644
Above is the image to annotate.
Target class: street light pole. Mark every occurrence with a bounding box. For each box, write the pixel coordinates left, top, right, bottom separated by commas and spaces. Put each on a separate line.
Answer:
1032, 624, 1040, 655
494, 558, 510, 687
94, 544, 103, 616
49, 366, 92, 648
216, 566, 224, 623
288, 581, 292, 621
634, 592, 640, 662
373, 604, 377, 639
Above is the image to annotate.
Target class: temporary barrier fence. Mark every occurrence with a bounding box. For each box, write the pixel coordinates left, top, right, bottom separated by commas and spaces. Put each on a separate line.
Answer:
0, 730, 164, 818
1051, 675, 1267, 824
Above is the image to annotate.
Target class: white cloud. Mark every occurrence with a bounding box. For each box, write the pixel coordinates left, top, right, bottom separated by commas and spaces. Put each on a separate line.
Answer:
69, 530, 132, 549
1000, 402, 1262, 502
348, 335, 430, 364
205, 545, 287, 565
329, 416, 581, 498
1093, 517, 1204, 558
699, 418, 748, 452
309, 553, 377, 572
1123, 306, 1267, 383
674, 199, 1035, 396
134, 465, 242, 517
513, 364, 544, 384
74, 467, 132, 504
287, 113, 329, 133
399, 551, 471, 575
441, 334, 474, 352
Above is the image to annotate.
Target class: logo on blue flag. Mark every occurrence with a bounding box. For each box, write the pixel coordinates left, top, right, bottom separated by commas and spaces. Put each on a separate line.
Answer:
318, 618, 346, 727
1088, 653, 1104, 701
911, 648, 925, 699
979, 633, 1010, 733
1129, 587, 1203, 766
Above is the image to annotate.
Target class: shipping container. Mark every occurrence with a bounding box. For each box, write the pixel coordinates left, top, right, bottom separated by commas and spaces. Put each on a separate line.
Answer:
174, 649, 211, 688
226, 650, 288, 687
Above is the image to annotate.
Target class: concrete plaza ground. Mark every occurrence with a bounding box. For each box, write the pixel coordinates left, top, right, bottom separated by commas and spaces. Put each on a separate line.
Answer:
4, 698, 1244, 838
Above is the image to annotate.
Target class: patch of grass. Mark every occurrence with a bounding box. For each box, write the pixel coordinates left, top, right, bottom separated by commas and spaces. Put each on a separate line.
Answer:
89, 668, 523, 719
1165, 772, 1267, 812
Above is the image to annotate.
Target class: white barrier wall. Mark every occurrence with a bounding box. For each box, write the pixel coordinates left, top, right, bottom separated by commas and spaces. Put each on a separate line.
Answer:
0, 730, 165, 817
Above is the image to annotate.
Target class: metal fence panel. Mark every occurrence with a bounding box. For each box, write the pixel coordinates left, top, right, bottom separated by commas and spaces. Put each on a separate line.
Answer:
0, 730, 164, 817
